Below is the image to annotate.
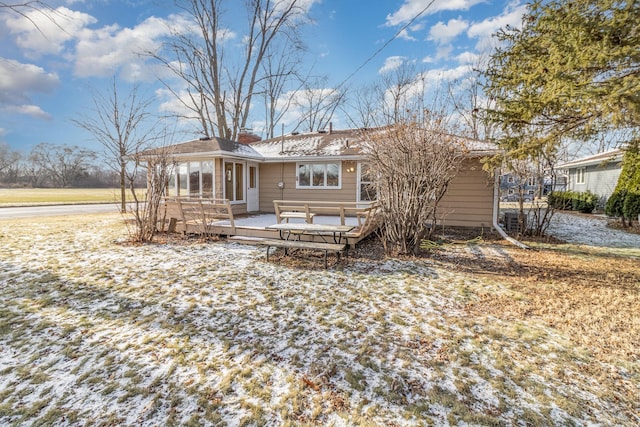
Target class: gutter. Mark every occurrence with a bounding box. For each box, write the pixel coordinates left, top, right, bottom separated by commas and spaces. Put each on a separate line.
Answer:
493, 172, 529, 250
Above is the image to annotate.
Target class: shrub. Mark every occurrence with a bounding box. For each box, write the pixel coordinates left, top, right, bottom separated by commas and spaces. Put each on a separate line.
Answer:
622, 192, 640, 222
572, 191, 597, 213
547, 191, 575, 210
605, 189, 627, 218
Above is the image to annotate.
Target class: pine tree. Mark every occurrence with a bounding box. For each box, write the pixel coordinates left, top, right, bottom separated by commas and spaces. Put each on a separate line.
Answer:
483, 0, 640, 157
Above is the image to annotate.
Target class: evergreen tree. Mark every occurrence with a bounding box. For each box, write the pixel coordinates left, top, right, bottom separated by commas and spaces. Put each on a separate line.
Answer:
483, 0, 639, 157
608, 140, 640, 224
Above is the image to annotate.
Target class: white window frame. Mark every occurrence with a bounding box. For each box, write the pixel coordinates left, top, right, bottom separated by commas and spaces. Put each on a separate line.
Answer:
576, 167, 586, 184
357, 162, 376, 202
224, 161, 245, 203
171, 161, 214, 197
296, 161, 342, 189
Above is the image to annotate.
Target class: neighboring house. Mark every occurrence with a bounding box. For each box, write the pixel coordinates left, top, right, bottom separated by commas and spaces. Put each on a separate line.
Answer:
499, 173, 567, 201
141, 127, 499, 229
499, 173, 537, 202
558, 149, 623, 206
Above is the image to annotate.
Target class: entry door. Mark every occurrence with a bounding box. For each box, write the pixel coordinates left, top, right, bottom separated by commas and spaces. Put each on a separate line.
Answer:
247, 163, 259, 212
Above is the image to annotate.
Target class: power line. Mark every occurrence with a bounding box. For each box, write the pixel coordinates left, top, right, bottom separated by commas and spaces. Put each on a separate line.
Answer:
335, 0, 437, 92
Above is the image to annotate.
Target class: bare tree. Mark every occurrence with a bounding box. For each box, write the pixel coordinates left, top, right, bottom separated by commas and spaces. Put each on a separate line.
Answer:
448, 61, 497, 141
346, 83, 380, 129
258, 47, 305, 138
73, 78, 156, 212
0, 1, 69, 39
28, 143, 97, 187
155, 0, 310, 140
0, 143, 21, 184
361, 113, 465, 255
126, 143, 176, 243
291, 76, 346, 133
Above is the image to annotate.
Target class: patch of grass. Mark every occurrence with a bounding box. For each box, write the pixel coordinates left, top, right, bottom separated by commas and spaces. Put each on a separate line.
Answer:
0, 188, 143, 205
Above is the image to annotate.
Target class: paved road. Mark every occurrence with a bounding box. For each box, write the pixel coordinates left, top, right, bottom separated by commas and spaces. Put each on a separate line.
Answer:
0, 204, 121, 219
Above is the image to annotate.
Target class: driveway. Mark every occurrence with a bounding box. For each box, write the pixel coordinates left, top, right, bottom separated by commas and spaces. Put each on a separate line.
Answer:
0, 203, 120, 219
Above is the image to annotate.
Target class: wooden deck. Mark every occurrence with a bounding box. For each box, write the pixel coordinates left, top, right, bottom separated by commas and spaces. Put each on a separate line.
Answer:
158, 198, 379, 246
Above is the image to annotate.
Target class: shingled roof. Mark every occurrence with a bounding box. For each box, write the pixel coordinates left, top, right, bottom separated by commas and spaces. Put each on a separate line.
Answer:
139, 128, 497, 160
139, 136, 262, 158
558, 149, 623, 169
250, 128, 497, 159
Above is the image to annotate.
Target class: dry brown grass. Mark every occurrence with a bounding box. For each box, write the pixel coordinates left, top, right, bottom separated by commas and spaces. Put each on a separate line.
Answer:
428, 240, 640, 415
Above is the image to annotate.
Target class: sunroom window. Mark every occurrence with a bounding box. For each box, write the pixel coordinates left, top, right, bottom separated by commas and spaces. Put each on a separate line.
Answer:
169, 161, 214, 198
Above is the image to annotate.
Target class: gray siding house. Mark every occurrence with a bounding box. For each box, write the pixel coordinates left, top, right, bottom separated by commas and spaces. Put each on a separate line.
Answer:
558, 149, 623, 206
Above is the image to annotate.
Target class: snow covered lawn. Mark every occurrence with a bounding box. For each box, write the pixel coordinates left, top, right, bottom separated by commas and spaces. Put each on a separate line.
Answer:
0, 214, 637, 426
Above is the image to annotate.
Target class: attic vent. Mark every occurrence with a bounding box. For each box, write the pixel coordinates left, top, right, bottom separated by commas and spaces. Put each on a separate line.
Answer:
199, 136, 210, 140
291, 132, 299, 136
318, 129, 327, 134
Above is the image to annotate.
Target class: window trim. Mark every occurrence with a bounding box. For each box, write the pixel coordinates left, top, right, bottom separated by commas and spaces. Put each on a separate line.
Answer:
357, 162, 376, 202
295, 161, 342, 189
224, 161, 245, 204
576, 167, 586, 184
171, 161, 215, 198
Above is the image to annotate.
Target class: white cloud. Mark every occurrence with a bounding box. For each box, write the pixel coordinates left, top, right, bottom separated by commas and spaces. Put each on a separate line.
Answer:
386, 0, 485, 27
435, 44, 454, 60
428, 18, 469, 44
455, 51, 480, 65
379, 56, 406, 74
73, 14, 195, 81
0, 58, 58, 119
467, 3, 527, 51
3, 6, 96, 57
397, 28, 416, 41
2, 6, 203, 82
3, 104, 52, 120
418, 65, 473, 88
274, 0, 321, 15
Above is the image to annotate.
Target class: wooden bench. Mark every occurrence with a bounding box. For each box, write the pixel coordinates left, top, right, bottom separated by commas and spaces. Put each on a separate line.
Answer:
273, 201, 315, 223
258, 239, 346, 269
272, 200, 380, 245
161, 197, 235, 235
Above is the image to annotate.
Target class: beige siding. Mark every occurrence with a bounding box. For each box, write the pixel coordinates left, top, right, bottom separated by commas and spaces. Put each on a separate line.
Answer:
259, 161, 359, 212
437, 160, 495, 228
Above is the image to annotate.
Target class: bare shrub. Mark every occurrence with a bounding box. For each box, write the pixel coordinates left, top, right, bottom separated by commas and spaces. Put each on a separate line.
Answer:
361, 115, 466, 255
126, 146, 175, 243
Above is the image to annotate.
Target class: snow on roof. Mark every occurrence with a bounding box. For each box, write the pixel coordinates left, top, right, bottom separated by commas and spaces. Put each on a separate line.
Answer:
250, 128, 498, 159
250, 130, 363, 159
142, 128, 498, 161
558, 149, 623, 169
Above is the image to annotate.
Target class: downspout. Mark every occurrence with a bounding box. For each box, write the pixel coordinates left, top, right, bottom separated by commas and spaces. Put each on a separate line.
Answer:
493, 171, 529, 249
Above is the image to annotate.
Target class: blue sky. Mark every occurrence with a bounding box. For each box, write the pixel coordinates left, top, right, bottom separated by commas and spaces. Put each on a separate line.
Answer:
0, 0, 527, 154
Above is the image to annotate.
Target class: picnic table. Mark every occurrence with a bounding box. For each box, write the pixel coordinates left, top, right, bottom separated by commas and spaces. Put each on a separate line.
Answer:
261, 223, 355, 268
265, 223, 354, 244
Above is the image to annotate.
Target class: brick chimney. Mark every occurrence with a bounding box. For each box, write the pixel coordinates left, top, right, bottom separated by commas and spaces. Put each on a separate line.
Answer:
238, 131, 262, 144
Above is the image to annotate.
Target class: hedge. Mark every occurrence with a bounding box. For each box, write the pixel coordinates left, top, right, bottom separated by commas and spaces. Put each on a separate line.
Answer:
548, 190, 597, 213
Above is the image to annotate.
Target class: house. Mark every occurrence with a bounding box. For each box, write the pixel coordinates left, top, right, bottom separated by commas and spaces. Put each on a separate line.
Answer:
558, 149, 623, 206
499, 173, 567, 201
499, 173, 537, 202
142, 127, 500, 230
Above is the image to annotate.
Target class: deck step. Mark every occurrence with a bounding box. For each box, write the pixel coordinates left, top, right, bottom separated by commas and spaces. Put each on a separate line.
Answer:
227, 236, 268, 245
